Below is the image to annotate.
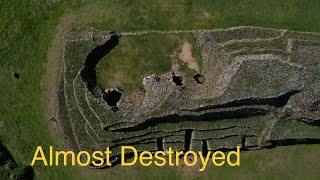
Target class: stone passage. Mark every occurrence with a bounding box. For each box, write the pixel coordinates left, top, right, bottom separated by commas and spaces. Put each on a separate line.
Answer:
184, 129, 193, 151
157, 137, 164, 151
102, 87, 123, 111
202, 140, 208, 154
80, 33, 119, 97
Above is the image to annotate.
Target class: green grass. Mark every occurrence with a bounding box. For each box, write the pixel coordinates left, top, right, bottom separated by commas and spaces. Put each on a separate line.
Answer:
0, 1, 82, 179
73, 0, 320, 32
96, 33, 200, 92
1, 0, 320, 179
201, 144, 320, 180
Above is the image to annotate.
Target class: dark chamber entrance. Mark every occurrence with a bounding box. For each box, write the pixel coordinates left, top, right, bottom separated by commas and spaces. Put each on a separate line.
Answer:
193, 73, 202, 84
184, 129, 193, 151
102, 87, 123, 112
156, 137, 164, 151
102, 90, 122, 107
172, 72, 183, 86
202, 140, 208, 154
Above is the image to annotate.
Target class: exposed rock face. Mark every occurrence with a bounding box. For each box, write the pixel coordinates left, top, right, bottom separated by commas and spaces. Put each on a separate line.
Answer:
59, 26, 320, 168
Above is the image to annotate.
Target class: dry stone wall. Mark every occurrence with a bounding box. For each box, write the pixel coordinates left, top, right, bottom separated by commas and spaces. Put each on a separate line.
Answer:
58, 26, 320, 168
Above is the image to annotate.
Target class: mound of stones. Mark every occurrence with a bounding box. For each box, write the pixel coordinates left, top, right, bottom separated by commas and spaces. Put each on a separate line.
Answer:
58, 26, 320, 168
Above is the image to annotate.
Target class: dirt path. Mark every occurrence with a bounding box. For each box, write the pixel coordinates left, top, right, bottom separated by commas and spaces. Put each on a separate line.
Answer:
43, 16, 75, 147
178, 41, 200, 72
44, 16, 75, 119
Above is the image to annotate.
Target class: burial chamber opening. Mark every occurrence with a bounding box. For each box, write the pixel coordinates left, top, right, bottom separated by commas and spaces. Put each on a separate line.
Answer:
102, 87, 123, 107
184, 129, 193, 151
202, 140, 208, 154
172, 72, 183, 86
193, 73, 203, 84
156, 137, 164, 151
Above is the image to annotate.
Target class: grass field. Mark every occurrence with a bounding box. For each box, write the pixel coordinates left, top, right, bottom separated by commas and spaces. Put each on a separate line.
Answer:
1, 0, 320, 179
96, 33, 201, 92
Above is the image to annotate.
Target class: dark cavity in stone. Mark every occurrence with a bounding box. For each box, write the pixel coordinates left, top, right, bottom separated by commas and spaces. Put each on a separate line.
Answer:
156, 137, 164, 151
202, 140, 208, 155
102, 89, 122, 107
241, 136, 248, 150
80, 33, 119, 97
172, 72, 183, 86
184, 129, 193, 151
193, 73, 202, 84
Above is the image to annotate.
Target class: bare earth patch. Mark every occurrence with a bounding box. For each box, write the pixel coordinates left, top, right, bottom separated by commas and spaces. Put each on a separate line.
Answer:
178, 41, 199, 72
109, 71, 125, 88
171, 61, 180, 72
43, 16, 75, 147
